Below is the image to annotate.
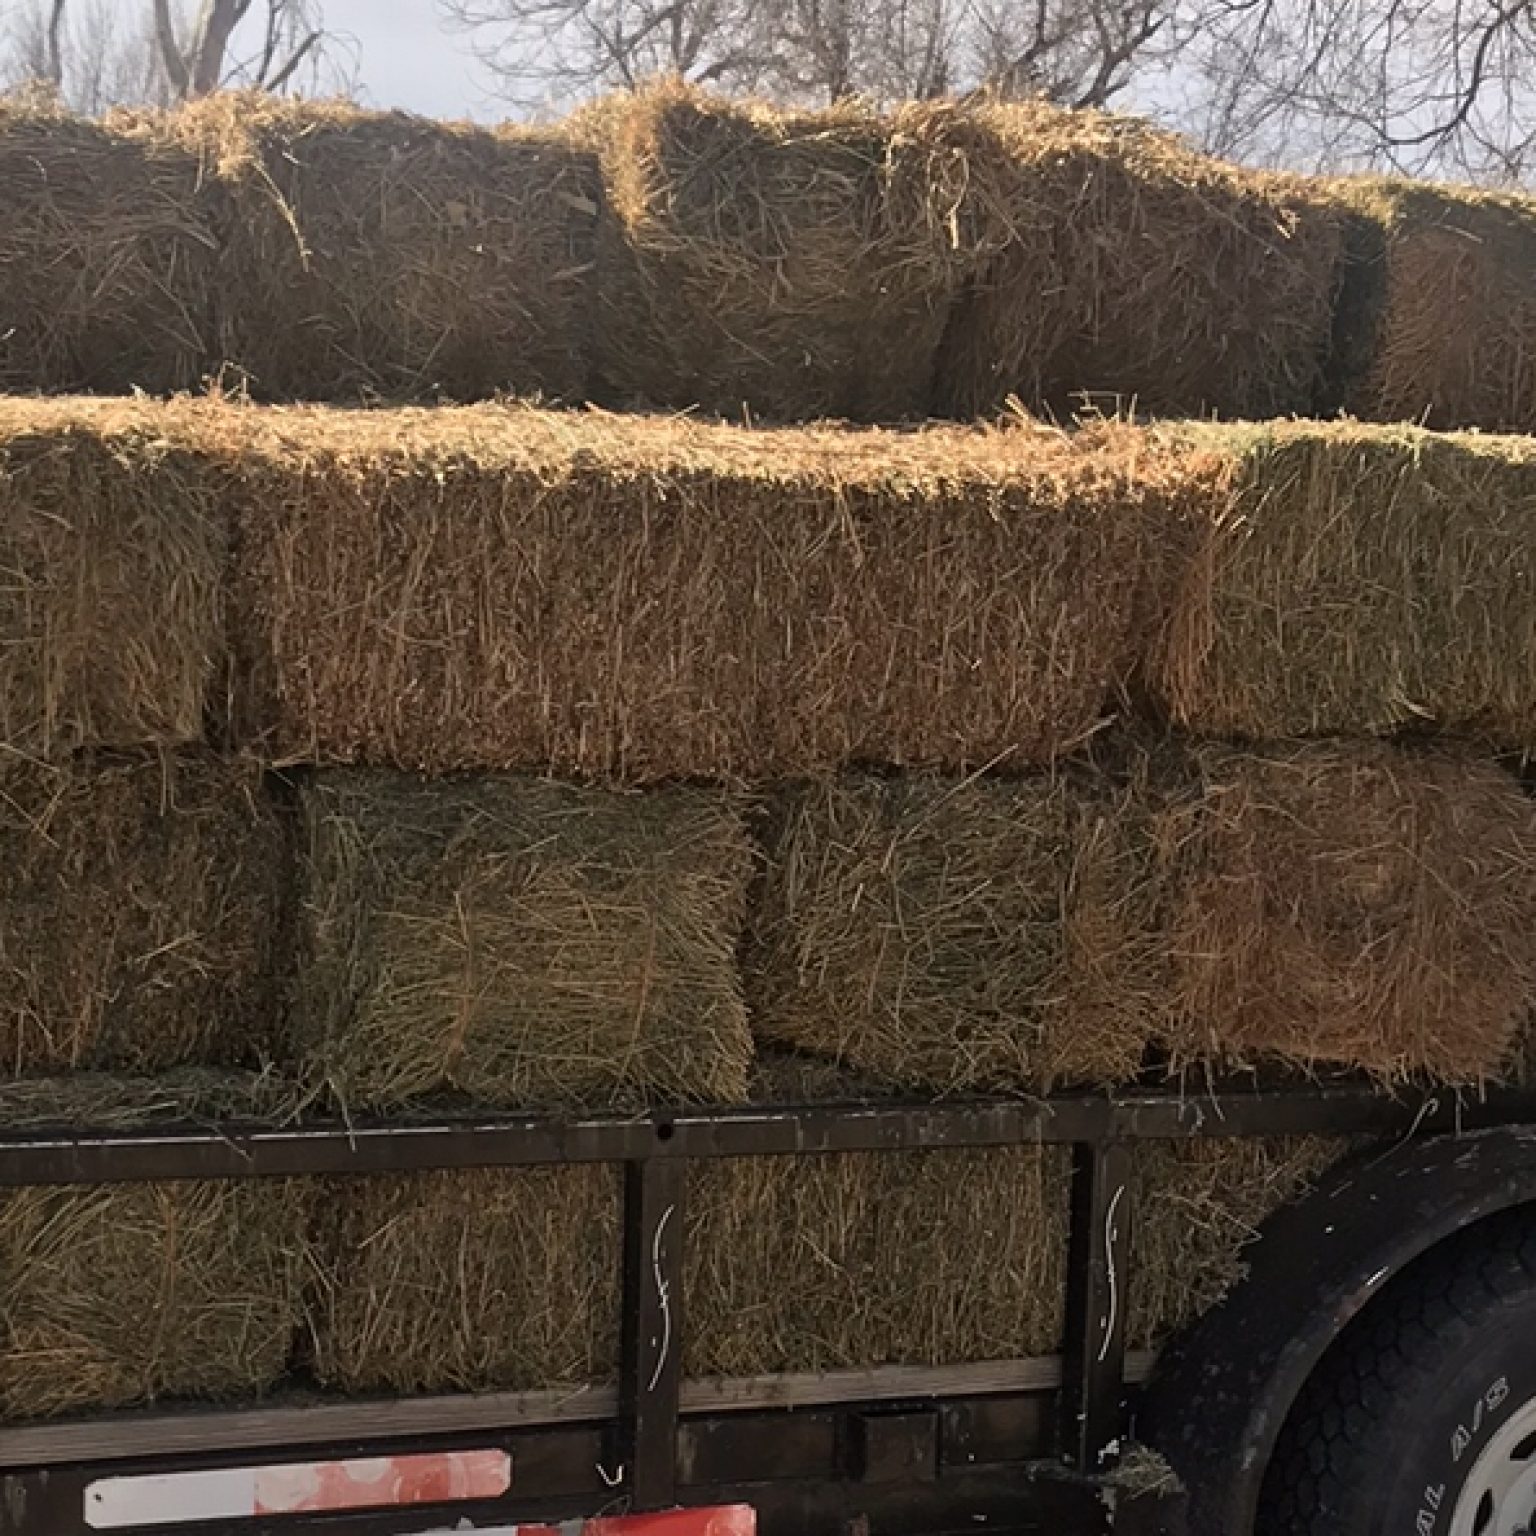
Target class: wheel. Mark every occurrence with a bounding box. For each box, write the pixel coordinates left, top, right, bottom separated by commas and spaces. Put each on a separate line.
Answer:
1259, 1207, 1536, 1535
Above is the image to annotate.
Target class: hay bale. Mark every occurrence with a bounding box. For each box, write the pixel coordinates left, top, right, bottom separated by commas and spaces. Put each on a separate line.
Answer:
163, 96, 600, 404
1128, 1138, 1346, 1348
1327, 178, 1536, 433
0, 96, 215, 393
0, 1175, 311, 1418
230, 404, 1175, 779
933, 104, 1342, 421
309, 1166, 620, 1395
1154, 421, 1536, 747
1157, 742, 1536, 1082
686, 1145, 1070, 1377
0, 1069, 291, 1130
0, 754, 291, 1077
587, 83, 993, 422
748, 771, 1161, 1094
296, 772, 752, 1112
0, 398, 227, 759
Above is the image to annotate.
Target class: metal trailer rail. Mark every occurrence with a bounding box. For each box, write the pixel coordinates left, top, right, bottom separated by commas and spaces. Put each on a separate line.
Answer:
2, 1082, 1533, 1536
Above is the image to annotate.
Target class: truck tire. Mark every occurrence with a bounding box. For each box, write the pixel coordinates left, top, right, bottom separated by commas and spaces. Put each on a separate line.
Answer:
1258, 1207, 1536, 1536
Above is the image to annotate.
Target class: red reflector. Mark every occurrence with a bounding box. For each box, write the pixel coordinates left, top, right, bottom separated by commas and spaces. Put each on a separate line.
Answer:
521, 1509, 755, 1536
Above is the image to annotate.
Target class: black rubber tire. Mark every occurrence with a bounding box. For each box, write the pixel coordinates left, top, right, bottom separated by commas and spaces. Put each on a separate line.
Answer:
1259, 1208, 1536, 1535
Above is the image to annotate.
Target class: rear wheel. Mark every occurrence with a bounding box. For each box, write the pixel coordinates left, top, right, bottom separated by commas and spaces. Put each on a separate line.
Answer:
1258, 1209, 1536, 1535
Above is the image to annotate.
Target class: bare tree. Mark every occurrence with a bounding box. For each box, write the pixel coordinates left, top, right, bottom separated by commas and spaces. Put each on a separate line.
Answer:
2, 0, 337, 110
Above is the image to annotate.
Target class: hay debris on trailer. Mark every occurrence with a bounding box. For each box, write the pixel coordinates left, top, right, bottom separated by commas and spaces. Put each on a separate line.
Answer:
0, 95, 216, 394
227, 402, 1182, 779
0, 754, 291, 1078
1154, 420, 1536, 747
295, 772, 753, 1112
748, 771, 1161, 1094
0, 399, 228, 759
933, 103, 1342, 422
1326, 177, 1536, 434
308, 1165, 621, 1395
160, 96, 601, 405
0, 1173, 311, 1419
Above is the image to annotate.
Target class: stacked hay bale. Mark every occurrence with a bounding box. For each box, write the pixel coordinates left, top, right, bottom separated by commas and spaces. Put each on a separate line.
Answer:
159, 98, 601, 404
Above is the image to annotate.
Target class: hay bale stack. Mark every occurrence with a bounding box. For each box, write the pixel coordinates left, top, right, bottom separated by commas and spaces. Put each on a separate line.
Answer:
0, 1175, 311, 1418
163, 96, 599, 404
1128, 1138, 1347, 1348
1327, 179, 1536, 433
1154, 421, 1536, 747
231, 404, 1180, 779
0, 97, 215, 393
587, 83, 994, 422
309, 1166, 620, 1394
933, 104, 1342, 421
686, 1145, 1070, 1377
296, 772, 752, 1112
749, 771, 1161, 1094
1157, 742, 1536, 1082
0, 754, 291, 1077
0, 399, 227, 759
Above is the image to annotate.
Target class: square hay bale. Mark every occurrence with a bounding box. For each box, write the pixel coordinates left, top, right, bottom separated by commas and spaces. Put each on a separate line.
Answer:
0, 98, 215, 393
685, 1144, 1070, 1377
1157, 742, 1536, 1082
0, 399, 227, 758
933, 104, 1342, 421
230, 404, 1176, 779
308, 1166, 621, 1395
296, 772, 752, 1112
0, 754, 292, 1077
1128, 1138, 1347, 1348
0, 1069, 291, 1131
0, 1175, 311, 1419
586, 83, 993, 422
1326, 178, 1536, 433
1153, 421, 1536, 746
166, 97, 600, 404
748, 771, 1162, 1094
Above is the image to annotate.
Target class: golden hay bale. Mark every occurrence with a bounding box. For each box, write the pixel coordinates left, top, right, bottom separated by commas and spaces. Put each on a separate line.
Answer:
0, 1176, 311, 1419
0, 754, 292, 1077
0, 1069, 291, 1130
586, 82, 995, 422
1157, 742, 1536, 1082
1128, 1138, 1348, 1348
686, 1145, 1070, 1376
162, 96, 600, 403
0, 96, 215, 393
0, 398, 227, 759
227, 403, 1178, 779
295, 772, 752, 1112
1327, 178, 1536, 433
1154, 421, 1536, 746
933, 104, 1342, 421
748, 771, 1162, 1094
308, 1166, 620, 1395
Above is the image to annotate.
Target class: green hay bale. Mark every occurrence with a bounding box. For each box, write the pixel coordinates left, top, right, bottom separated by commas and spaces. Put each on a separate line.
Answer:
0, 97, 215, 394
749, 771, 1161, 1094
587, 83, 991, 423
685, 1144, 1070, 1377
0, 399, 227, 759
296, 772, 752, 1112
1326, 178, 1536, 433
1156, 742, 1536, 1083
933, 104, 1342, 421
0, 1175, 311, 1419
1128, 1138, 1347, 1348
230, 403, 1176, 780
160, 96, 600, 404
0, 754, 292, 1077
1155, 421, 1536, 747
308, 1166, 620, 1395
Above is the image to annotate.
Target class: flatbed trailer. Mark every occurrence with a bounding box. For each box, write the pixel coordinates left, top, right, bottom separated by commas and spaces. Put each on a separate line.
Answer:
6, 1083, 1536, 1536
